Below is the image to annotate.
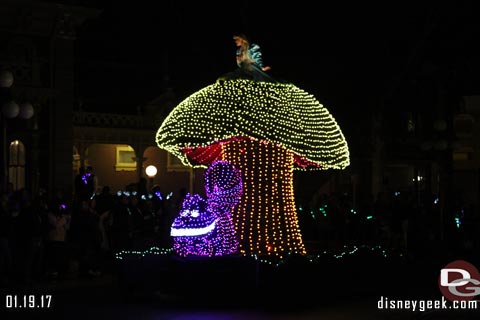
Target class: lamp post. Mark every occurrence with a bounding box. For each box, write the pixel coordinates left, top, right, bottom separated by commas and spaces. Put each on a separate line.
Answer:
1, 70, 15, 192
145, 165, 157, 192
0, 70, 35, 191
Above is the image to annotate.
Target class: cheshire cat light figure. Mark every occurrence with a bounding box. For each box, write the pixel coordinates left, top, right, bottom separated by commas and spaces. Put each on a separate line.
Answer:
171, 160, 242, 257
205, 160, 242, 256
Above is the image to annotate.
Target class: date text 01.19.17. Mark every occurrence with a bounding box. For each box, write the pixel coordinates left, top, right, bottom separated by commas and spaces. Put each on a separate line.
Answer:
5, 295, 52, 309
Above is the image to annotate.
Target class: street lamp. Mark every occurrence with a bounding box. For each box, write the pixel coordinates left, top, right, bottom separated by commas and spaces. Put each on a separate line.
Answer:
145, 165, 157, 192
0, 70, 14, 88
1, 70, 14, 191
1, 70, 34, 191
2, 101, 19, 118
18, 102, 34, 119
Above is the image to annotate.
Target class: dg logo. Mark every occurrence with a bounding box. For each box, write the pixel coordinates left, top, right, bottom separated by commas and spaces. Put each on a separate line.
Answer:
439, 260, 480, 301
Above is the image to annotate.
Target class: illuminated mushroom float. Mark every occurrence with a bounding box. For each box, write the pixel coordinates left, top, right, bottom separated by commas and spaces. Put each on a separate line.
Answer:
157, 79, 350, 258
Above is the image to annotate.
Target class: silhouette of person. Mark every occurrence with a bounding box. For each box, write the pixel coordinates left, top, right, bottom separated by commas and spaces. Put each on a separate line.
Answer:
74, 166, 87, 205
136, 177, 148, 197
220, 33, 275, 83
234, 33, 270, 72
85, 166, 97, 199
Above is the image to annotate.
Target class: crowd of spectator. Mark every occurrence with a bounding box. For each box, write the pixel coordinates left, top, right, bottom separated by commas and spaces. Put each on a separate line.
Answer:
2, 167, 479, 290
298, 189, 480, 262
0, 170, 186, 289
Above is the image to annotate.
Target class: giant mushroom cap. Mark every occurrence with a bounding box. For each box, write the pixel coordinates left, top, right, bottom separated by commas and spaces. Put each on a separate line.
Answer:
156, 79, 350, 170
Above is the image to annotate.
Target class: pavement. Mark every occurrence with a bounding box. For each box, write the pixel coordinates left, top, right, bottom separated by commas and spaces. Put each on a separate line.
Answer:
1, 249, 479, 320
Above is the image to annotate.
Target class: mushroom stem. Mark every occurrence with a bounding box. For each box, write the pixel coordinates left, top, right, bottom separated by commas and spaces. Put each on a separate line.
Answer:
222, 137, 306, 257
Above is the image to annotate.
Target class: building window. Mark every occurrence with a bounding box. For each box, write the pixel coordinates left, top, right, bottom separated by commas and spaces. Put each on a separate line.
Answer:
453, 153, 470, 161
73, 146, 80, 173
453, 145, 474, 162
8, 140, 25, 190
115, 145, 137, 171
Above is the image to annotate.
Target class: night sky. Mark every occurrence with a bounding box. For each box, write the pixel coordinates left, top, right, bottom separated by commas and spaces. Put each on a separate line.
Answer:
72, 1, 480, 120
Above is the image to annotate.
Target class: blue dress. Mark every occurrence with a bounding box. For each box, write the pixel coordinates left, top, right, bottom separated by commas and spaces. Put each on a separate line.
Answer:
220, 43, 276, 83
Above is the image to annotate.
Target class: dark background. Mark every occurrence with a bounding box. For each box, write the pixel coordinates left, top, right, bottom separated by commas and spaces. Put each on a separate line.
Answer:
68, 1, 480, 119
